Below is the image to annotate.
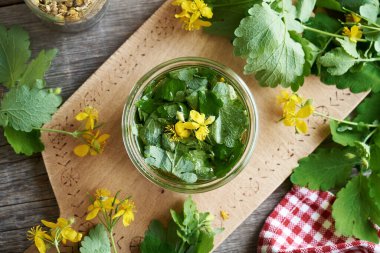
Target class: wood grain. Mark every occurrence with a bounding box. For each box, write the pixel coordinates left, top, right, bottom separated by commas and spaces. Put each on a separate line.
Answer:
0, 0, 22, 7
33, 1, 367, 253
0, 1, 291, 252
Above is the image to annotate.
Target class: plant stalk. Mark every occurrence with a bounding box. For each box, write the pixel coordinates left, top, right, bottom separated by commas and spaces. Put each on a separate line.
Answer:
303, 25, 367, 42
109, 229, 118, 253
36, 128, 78, 137
313, 111, 379, 128
212, 0, 254, 7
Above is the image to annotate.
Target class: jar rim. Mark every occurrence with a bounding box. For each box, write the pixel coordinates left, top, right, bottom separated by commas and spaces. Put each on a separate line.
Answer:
122, 57, 259, 193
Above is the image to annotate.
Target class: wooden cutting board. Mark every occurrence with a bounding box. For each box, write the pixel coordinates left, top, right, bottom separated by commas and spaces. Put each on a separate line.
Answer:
28, 0, 366, 252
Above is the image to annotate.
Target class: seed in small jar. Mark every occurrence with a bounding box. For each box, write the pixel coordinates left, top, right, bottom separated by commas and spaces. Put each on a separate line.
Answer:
66, 7, 80, 20
58, 3, 68, 15
65, 0, 73, 8
75, 0, 84, 7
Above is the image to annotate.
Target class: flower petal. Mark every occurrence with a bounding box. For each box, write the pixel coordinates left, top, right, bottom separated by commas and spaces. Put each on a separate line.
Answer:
283, 115, 295, 127
296, 104, 314, 118
112, 210, 125, 219
295, 119, 308, 134
86, 208, 100, 220
61, 227, 82, 243
122, 211, 135, 227
97, 134, 110, 143
75, 112, 88, 121
41, 220, 57, 229
190, 110, 205, 124
175, 122, 191, 138
195, 126, 209, 141
74, 144, 90, 157
34, 237, 46, 253
204, 116, 215, 125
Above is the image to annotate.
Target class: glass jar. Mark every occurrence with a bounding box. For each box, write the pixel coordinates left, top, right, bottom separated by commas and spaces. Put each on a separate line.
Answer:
24, 0, 109, 32
122, 57, 259, 193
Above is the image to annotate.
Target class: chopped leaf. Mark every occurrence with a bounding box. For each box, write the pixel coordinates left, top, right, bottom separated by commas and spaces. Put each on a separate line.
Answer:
139, 118, 162, 146
172, 157, 197, 183
332, 175, 379, 243
319, 48, 358, 76
233, 3, 306, 89
291, 148, 359, 190
144, 145, 172, 172
154, 78, 186, 101
210, 99, 248, 148
0, 25, 31, 88
4, 127, 44, 155
296, 0, 316, 22
18, 49, 58, 87
0, 85, 62, 132
198, 91, 223, 117
79, 224, 111, 253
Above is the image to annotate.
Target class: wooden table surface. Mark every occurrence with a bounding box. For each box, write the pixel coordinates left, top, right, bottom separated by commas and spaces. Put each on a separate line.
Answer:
0, 0, 292, 252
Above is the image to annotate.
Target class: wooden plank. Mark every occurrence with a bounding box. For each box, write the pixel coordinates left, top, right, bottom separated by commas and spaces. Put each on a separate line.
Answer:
37, 1, 367, 253
0, 0, 23, 7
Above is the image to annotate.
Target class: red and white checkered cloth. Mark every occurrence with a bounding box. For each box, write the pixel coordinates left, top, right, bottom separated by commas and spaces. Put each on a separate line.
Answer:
258, 186, 380, 253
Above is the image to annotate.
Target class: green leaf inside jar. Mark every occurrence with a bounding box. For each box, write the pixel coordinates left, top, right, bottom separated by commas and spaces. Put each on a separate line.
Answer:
134, 66, 249, 183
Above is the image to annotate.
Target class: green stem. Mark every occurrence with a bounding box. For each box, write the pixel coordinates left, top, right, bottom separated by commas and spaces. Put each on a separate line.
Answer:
358, 57, 380, 62
313, 111, 379, 128
36, 128, 78, 137
302, 25, 367, 42
54, 243, 61, 253
109, 229, 118, 253
364, 128, 378, 143
360, 24, 380, 31
342, 7, 380, 28
211, 0, 254, 7
178, 240, 186, 253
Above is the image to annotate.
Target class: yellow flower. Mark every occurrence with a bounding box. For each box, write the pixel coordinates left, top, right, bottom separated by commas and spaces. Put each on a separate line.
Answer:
220, 210, 229, 221
95, 188, 111, 200
86, 197, 119, 221
277, 90, 303, 114
112, 199, 136, 227
346, 13, 361, 23
283, 104, 314, 134
74, 130, 110, 157
342, 25, 362, 42
27, 226, 52, 253
172, 0, 213, 31
165, 124, 181, 142
174, 121, 199, 138
41, 218, 82, 244
75, 106, 99, 130
189, 110, 215, 141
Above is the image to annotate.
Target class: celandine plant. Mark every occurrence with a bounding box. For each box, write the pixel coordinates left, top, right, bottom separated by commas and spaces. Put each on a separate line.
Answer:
173, 0, 380, 93
0, 25, 110, 157
278, 90, 380, 242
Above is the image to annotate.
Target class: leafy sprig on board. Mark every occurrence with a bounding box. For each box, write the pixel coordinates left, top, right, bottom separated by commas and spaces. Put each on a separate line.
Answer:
0, 25, 61, 155
202, 0, 380, 92
291, 92, 380, 242
140, 196, 223, 253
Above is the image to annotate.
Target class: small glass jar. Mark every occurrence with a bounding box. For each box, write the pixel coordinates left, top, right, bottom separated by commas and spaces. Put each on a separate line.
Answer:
24, 0, 109, 32
122, 57, 259, 193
